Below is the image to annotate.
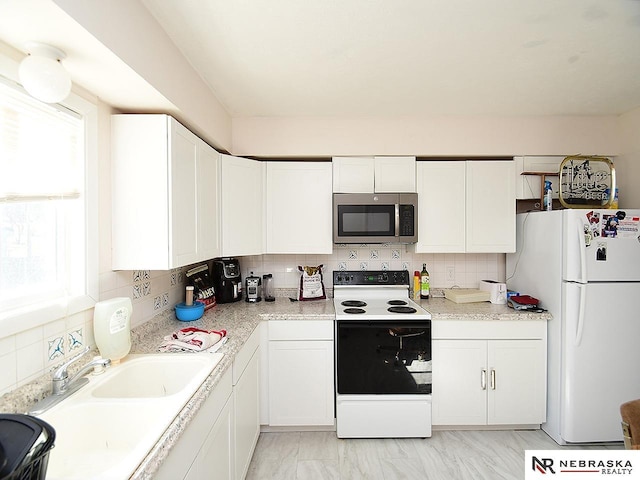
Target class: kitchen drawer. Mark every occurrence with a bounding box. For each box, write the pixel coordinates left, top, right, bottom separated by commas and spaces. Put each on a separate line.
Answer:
268, 320, 334, 341
432, 319, 546, 340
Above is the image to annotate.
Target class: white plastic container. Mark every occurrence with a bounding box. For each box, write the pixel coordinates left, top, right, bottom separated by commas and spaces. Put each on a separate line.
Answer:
93, 297, 132, 364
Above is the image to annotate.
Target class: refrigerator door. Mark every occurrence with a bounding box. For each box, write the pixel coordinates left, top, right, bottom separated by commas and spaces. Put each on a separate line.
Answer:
561, 281, 640, 443
563, 209, 640, 283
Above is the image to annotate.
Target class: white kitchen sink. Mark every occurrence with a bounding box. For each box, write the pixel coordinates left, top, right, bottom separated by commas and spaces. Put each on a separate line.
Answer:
37, 353, 224, 480
91, 353, 220, 398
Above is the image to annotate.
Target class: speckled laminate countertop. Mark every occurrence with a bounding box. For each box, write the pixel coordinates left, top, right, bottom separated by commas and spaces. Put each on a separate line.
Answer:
0, 294, 548, 479
418, 297, 552, 321
129, 297, 335, 479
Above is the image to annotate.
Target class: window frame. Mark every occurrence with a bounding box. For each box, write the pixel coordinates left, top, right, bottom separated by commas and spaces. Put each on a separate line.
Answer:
0, 62, 98, 339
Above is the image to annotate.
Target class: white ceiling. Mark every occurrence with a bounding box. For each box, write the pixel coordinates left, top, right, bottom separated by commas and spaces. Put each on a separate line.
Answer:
140, 0, 640, 118
1, 0, 639, 120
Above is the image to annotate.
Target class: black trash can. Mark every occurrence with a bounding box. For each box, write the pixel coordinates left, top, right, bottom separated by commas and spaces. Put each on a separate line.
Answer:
0, 414, 55, 480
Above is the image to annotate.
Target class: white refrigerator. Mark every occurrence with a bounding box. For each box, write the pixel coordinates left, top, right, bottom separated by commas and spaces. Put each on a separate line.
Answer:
507, 208, 640, 445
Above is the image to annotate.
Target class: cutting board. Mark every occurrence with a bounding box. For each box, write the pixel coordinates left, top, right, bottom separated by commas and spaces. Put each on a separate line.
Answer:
444, 288, 492, 304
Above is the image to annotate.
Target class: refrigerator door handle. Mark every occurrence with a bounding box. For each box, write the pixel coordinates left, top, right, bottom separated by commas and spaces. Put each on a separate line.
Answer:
576, 218, 587, 284
575, 283, 587, 346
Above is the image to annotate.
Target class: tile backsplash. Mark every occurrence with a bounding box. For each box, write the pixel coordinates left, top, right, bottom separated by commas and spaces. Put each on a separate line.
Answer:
0, 248, 504, 396
0, 268, 187, 396
242, 246, 506, 293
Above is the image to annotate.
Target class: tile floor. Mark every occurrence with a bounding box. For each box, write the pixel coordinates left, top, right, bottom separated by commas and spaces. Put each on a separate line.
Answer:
246, 429, 623, 480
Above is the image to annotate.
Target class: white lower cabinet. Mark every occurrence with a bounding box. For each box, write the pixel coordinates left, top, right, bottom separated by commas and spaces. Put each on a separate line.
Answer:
155, 326, 261, 480
267, 320, 335, 426
432, 320, 546, 427
155, 368, 234, 480
233, 329, 260, 480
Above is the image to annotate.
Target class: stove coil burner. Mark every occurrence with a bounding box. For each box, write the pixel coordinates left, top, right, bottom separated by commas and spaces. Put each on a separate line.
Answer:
343, 308, 366, 314
387, 300, 408, 306
387, 306, 417, 314
341, 300, 367, 308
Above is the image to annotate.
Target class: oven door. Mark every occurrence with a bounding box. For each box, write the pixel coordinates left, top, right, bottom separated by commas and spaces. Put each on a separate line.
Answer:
336, 319, 432, 395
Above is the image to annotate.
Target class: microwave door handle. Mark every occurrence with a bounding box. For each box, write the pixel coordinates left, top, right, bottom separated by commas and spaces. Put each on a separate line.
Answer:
395, 204, 400, 237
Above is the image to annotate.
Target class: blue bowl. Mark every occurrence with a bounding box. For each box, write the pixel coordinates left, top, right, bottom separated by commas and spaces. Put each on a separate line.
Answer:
175, 301, 205, 321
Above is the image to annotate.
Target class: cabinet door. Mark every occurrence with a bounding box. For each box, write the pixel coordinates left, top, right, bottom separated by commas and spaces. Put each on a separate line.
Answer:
466, 160, 515, 253
332, 156, 375, 193
220, 155, 264, 256
415, 161, 466, 253
487, 340, 546, 425
266, 162, 332, 254
432, 339, 488, 425
374, 156, 416, 192
187, 396, 234, 480
268, 340, 335, 426
169, 119, 199, 267
234, 349, 260, 480
196, 141, 220, 260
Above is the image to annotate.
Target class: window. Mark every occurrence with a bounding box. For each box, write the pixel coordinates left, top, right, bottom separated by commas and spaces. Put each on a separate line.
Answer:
0, 75, 98, 336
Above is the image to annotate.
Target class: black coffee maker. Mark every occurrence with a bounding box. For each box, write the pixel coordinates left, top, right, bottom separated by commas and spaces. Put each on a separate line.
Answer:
211, 258, 242, 303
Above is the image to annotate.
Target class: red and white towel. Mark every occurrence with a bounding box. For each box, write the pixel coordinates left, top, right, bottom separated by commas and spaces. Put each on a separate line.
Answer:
159, 327, 227, 353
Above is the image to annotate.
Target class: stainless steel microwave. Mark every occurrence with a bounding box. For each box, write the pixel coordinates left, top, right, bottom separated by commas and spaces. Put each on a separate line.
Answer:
333, 193, 418, 244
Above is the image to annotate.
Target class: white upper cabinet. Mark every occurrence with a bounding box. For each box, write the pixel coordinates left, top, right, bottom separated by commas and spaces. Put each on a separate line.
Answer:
196, 142, 221, 261
416, 161, 466, 252
111, 114, 219, 270
219, 154, 264, 257
332, 156, 375, 192
373, 156, 416, 192
466, 160, 515, 253
416, 160, 515, 253
332, 156, 416, 193
266, 162, 333, 254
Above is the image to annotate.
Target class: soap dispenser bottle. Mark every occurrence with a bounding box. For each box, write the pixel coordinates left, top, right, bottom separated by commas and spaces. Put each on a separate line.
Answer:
93, 297, 132, 364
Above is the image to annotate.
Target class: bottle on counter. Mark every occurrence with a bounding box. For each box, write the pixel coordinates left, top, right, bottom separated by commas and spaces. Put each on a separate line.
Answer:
544, 180, 553, 211
420, 263, 430, 299
413, 271, 421, 301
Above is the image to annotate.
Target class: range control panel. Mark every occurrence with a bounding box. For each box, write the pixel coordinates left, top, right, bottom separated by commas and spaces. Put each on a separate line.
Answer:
333, 270, 410, 287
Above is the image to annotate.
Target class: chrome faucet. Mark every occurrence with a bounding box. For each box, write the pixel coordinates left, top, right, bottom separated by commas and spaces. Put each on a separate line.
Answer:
29, 346, 111, 415
52, 346, 111, 395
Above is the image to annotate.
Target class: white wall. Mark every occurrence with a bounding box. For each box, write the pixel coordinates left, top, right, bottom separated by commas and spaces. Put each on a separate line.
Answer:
232, 115, 621, 157
616, 107, 640, 208
53, 0, 232, 153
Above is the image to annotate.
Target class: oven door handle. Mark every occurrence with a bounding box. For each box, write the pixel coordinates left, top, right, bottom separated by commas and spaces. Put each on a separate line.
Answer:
481, 368, 487, 390
388, 329, 425, 338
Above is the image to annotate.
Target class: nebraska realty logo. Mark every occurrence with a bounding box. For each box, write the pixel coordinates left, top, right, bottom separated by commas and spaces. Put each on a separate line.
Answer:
525, 451, 640, 479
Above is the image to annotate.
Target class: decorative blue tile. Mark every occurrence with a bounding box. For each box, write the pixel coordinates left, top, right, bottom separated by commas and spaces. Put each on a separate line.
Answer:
162, 292, 169, 307
48, 337, 64, 361
392, 249, 401, 259
359, 262, 368, 270
154, 296, 162, 310
133, 284, 142, 299
381, 262, 389, 270
370, 249, 379, 259
338, 261, 347, 271
133, 270, 141, 283
142, 270, 150, 280
402, 262, 410, 271
68, 329, 84, 351
171, 272, 177, 286
349, 250, 358, 259
143, 282, 151, 296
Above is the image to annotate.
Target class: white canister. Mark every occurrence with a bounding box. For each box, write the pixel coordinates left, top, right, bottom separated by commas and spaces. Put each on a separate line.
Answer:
93, 297, 132, 363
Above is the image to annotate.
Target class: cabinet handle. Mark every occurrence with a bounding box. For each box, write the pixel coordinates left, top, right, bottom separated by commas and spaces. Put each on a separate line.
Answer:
490, 369, 496, 390
481, 369, 487, 390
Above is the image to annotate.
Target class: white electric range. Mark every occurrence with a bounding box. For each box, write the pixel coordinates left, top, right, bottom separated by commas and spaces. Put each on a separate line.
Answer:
333, 270, 432, 438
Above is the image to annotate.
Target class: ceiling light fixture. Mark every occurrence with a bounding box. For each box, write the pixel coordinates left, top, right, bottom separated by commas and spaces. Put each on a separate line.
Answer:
18, 42, 72, 104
